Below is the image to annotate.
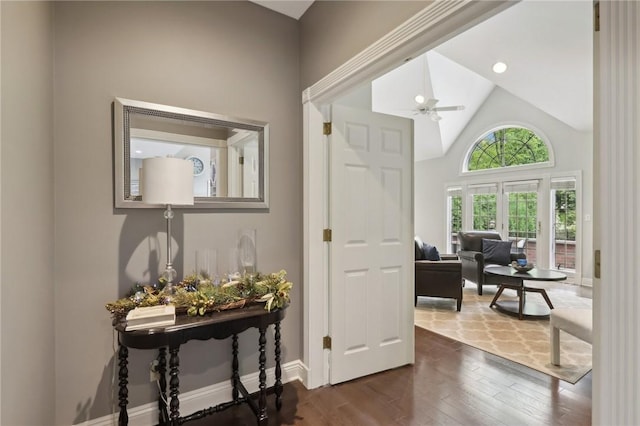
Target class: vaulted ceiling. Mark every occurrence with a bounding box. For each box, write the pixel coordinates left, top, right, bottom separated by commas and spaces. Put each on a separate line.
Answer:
373, 0, 593, 161
251, 0, 593, 162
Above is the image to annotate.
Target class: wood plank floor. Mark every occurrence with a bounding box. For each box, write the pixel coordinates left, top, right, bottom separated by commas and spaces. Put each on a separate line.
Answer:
191, 325, 592, 425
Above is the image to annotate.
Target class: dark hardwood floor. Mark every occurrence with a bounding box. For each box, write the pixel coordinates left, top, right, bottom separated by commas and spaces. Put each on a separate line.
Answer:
192, 324, 591, 425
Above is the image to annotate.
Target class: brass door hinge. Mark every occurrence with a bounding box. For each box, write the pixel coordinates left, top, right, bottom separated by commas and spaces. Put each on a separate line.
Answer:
595, 249, 601, 278
323, 335, 332, 350
323, 122, 332, 135
323, 228, 332, 242
239, 156, 244, 165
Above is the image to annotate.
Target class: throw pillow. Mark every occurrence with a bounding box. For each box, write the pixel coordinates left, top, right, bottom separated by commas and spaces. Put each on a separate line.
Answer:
482, 238, 512, 265
414, 236, 425, 260
422, 242, 441, 261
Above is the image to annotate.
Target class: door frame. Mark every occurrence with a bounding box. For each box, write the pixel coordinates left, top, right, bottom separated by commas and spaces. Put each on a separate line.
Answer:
301, 0, 513, 389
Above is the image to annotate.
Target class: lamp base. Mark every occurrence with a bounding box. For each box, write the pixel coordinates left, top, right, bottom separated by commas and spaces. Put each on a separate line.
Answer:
162, 264, 178, 303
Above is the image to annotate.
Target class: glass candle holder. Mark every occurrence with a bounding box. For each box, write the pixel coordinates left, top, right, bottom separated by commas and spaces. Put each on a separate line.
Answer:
238, 228, 257, 275
227, 248, 240, 282
196, 249, 217, 283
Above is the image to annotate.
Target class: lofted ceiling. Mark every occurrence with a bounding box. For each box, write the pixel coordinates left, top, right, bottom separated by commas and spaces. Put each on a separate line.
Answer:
249, 0, 593, 163
436, 1, 592, 133
373, 0, 593, 161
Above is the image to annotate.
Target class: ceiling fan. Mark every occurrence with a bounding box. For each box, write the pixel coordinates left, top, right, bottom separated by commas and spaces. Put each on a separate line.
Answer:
413, 97, 465, 121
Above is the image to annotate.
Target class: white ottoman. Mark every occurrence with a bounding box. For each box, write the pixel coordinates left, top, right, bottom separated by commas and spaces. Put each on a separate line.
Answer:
550, 308, 592, 366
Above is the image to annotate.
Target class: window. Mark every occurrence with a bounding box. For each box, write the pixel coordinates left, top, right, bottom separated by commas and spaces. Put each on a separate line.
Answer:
551, 178, 577, 271
504, 181, 540, 262
468, 184, 497, 231
467, 127, 550, 171
447, 187, 462, 252
450, 131, 579, 275
473, 194, 497, 230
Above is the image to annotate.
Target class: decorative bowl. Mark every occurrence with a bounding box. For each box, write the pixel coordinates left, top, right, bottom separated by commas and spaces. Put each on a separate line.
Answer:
511, 261, 534, 272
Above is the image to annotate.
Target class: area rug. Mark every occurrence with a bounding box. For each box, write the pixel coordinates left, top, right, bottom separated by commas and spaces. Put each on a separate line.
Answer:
414, 282, 592, 383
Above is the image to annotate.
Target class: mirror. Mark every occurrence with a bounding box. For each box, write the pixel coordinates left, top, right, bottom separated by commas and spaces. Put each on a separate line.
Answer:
113, 97, 268, 209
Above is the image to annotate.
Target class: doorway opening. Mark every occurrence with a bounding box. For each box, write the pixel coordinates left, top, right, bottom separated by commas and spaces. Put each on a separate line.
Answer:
302, 0, 593, 390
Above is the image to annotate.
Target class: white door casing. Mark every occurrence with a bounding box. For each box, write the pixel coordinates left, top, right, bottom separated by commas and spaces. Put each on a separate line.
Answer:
328, 104, 414, 384
595, 2, 640, 423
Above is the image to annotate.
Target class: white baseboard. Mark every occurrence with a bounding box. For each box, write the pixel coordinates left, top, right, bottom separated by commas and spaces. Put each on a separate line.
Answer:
581, 277, 593, 287
85, 359, 306, 426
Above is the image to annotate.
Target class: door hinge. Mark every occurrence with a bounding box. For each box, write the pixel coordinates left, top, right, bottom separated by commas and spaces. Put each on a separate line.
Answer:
239, 156, 244, 165
594, 2, 600, 32
323, 122, 332, 135
323, 335, 332, 350
323, 228, 332, 242
595, 249, 601, 279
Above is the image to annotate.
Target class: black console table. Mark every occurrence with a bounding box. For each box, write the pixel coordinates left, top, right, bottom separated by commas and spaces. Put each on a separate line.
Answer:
114, 304, 286, 425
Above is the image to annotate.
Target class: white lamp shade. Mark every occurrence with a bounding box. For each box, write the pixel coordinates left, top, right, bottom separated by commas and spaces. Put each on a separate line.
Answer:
141, 157, 194, 205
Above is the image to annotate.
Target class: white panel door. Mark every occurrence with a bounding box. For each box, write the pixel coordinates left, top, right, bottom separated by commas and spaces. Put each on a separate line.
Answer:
329, 104, 414, 384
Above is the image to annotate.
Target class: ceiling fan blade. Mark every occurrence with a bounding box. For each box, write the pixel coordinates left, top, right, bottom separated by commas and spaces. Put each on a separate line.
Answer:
424, 98, 439, 108
432, 105, 465, 112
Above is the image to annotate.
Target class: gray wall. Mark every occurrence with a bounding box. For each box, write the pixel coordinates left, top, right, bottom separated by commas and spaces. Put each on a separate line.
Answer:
51, 1, 301, 423
1, 1, 56, 424
0, 0, 437, 423
299, 0, 430, 89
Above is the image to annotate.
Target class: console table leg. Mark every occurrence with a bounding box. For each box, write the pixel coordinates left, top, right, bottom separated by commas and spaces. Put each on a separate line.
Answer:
258, 327, 268, 425
169, 346, 180, 424
231, 334, 239, 402
118, 344, 129, 426
158, 347, 169, 425
274, 321, 283, 411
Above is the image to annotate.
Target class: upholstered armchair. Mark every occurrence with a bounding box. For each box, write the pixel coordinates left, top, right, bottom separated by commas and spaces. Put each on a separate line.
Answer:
457, 231, 526, 295
414, 237, 463, 311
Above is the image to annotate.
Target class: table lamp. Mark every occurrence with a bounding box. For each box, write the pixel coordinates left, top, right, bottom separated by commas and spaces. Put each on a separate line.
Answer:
141, 157, 194, 302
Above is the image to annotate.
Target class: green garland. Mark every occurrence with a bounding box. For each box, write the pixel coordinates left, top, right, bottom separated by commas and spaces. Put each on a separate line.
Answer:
105, 269, 292, 319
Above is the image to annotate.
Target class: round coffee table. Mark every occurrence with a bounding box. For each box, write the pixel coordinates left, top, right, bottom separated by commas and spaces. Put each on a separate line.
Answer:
484, 265, 567, 320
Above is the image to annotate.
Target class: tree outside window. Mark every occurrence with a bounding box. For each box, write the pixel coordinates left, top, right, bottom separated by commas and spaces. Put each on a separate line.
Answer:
508, 192, 537, 240
468, 127, 549, 171
449, 194, 462, 252
472, 194, 497, 231
555, 190, 577, 241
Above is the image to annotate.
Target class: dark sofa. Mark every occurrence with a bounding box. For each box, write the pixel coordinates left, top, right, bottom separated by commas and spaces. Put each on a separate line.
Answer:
457, 230, 526, 295
414, 237, 463, 311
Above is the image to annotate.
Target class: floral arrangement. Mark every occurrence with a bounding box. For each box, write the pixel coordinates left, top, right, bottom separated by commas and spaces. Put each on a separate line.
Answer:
105, 269, 292, 320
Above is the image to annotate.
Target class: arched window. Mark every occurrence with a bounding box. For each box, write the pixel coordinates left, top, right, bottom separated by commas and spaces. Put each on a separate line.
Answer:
467, 127, 550, 171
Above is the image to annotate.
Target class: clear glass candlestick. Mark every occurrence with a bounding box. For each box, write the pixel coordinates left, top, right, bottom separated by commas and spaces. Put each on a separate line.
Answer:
196, 249, 217, 283
238, 228, 257, 275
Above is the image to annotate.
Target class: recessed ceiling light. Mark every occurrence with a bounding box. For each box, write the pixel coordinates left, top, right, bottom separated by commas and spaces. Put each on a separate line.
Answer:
414, 94, 425, 104
492, 62, 508, 74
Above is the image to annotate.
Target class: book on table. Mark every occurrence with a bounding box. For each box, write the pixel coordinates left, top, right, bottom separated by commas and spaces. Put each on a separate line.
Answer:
125, 305, 176, 331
